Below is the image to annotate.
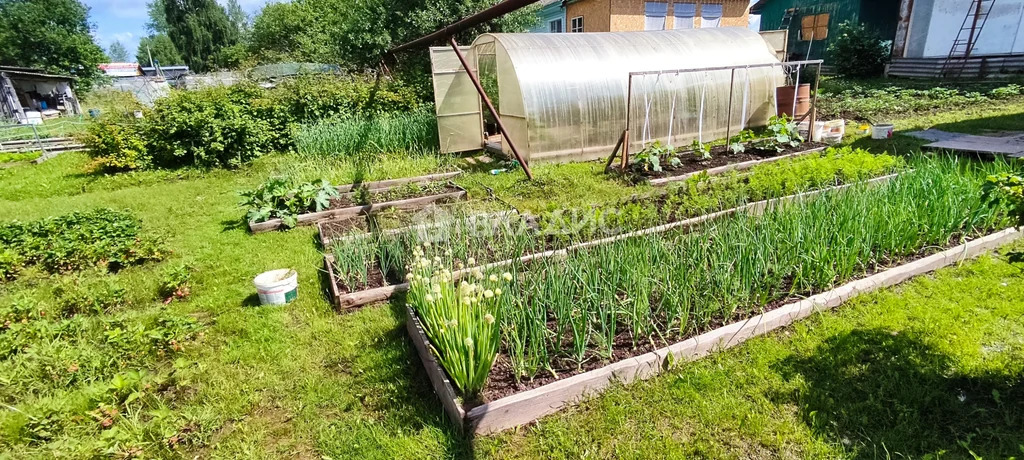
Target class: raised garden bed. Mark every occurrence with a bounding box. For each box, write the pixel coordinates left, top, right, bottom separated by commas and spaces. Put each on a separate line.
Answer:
616, 142, 829, 186
248, 174, 467, 233
321, 171, 903, 311
407, 227, 1021, 434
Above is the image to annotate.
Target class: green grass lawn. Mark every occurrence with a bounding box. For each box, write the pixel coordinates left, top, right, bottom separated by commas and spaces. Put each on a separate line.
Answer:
1, 98, 1023, 458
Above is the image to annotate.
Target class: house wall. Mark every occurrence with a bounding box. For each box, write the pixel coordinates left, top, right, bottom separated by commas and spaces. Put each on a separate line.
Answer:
757, 0, 898, 61
903, 0, 1024, 58
567, 0, 612, 32
567, 0, 748, 33
530, 2, 568, 32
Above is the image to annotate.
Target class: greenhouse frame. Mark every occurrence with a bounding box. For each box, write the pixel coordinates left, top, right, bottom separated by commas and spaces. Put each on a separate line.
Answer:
431, 27, 810, 165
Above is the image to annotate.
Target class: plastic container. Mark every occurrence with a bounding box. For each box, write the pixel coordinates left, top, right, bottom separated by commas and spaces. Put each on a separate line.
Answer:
821, 119, 845, 144
871, 123, 894, 140
797, 120, 825, 142
253, 269, 298, 305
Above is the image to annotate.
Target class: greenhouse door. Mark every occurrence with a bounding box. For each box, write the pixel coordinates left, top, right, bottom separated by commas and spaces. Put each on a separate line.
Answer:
430, 46, 484, 153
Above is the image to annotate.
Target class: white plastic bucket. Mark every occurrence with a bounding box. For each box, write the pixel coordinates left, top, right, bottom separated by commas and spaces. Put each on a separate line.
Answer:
798, 121, 825, 142
821, 119, 846, 144
871, 123, 894, 139
254, 269, 298, 305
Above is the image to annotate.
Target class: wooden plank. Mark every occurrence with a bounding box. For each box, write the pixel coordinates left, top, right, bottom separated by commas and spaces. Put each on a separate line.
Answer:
334, 171, 462, 193
405, 306, 467, 431
452, 227, 1020, 435
648, 146, 828, 187
249, 186, 468, 234
322, 254, 343, 310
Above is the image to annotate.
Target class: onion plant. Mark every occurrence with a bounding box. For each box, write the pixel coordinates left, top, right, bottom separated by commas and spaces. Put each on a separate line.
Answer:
330, 236, 376, 290
495, 155, 1013, 384
405, 244, 512, 398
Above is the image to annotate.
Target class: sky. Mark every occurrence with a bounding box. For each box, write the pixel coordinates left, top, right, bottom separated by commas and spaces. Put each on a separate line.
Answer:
84, 0, 270, 61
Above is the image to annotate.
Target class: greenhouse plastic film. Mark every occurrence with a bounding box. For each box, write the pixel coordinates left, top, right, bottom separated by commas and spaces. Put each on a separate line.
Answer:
468, 28, 783, 163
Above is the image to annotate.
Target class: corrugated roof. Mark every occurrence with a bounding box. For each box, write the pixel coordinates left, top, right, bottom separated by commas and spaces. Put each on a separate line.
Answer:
0, 66, 76, 80
749, 0, 774, 14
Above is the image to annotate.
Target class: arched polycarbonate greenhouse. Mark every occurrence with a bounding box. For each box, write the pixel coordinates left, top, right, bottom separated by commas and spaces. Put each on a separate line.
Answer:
430, 27, 788, 164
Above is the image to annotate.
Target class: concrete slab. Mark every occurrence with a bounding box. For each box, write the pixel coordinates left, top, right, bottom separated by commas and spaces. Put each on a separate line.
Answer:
905, 129, 966, 142
925, 133, 1024, 158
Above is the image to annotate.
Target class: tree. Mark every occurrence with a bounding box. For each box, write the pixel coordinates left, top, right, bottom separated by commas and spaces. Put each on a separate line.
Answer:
163, 0, 237, 72
0, 0, 107, 91
136, 34, 184, 67
225, 0, 249, 37
246, 0, 538, 69
146, 0, 169, 34
828, 21, 890, 78
108, 40, 130, 62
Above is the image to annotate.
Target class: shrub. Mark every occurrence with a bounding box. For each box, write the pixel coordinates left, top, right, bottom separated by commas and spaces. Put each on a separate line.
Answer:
828, 21, 891, 78
83, 74, 428, 171
145, 86, 283, 168
81, 118, 151, 171
272, 74, 423, 121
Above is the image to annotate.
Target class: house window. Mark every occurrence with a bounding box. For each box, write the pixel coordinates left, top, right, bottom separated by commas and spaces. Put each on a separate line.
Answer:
700, 3, 722, 28
570, 16, 584, 33
645, 2, 668, 31
549, 18, 563, 33
800, 13, 829, 41
673, 2, 696, 29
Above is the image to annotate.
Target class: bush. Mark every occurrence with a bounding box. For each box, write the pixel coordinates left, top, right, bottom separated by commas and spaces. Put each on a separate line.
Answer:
83, 75, 428, 171
145, 86, 284, 169
828, 21, 891, 78
81, 118, 151, 171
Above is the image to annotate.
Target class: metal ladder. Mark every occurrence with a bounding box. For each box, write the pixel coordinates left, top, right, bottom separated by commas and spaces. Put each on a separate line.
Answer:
779, 8, 795, 30
941, 0, 996, 79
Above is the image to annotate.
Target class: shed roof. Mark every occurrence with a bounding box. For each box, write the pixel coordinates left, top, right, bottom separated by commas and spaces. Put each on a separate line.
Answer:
0, 66, 76, 81
749, 0, 774, 14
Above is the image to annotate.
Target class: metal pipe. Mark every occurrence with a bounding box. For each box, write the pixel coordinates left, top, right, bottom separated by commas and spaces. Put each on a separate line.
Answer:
808, 62, 822, 142
388, 0, 542, 55
448, 37, 533, 180
725, 68, 736, 145
627, 59, 824, 77
622, 74, 634, 169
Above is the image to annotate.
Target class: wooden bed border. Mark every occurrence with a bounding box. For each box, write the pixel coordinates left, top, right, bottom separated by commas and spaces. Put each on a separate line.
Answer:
409, 227, 1021, 434
249, 182, 467, 234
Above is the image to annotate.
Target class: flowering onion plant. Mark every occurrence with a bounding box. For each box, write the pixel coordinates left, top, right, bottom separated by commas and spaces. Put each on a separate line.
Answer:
406, 243, 512, 397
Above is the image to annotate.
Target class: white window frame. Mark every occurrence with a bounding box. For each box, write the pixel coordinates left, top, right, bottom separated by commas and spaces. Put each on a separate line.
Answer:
549, 18, 563, 33
570, 16, 584, 33
645, 2, 668, 31
700, 3, 722, 28
673, 2, 696, 29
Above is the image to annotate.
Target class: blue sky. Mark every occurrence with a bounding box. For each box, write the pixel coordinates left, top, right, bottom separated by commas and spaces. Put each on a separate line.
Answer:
84, 0, 270, 60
